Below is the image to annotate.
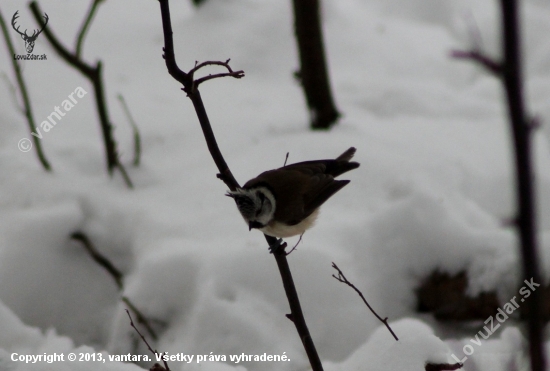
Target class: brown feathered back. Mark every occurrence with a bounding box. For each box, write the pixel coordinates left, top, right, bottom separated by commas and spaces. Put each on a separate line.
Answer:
243, 147, 359, 225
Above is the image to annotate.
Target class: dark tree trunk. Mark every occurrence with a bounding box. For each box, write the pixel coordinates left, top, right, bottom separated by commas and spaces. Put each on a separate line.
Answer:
292, 0, 340, 130
499, 1, 545, 370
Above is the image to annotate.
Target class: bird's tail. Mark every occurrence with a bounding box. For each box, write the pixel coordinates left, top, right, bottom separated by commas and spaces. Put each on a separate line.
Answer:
336, 147, 356, 162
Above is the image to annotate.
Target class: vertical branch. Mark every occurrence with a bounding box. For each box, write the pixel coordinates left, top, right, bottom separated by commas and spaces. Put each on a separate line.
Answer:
29, 1, 133, 188
158, 0, 239, 191
188, 90, 239, 190
268, 235, 324, 371
0, 8, 51, 171
157, 1, 324, 369
89, 61, 119, 176
499, 1, 545, 370
291, 0, 340, 130
453, 2, 546, 370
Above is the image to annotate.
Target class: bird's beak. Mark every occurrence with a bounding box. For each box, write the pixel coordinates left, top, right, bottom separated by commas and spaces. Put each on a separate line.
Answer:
248, 221, 263, 231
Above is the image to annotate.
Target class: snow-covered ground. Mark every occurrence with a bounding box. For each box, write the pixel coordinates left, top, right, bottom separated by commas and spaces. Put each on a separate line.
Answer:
1, 0, 550, 370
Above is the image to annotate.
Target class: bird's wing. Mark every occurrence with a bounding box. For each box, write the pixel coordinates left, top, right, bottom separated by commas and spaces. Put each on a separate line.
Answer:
250, 168, 349, 225
301, 175, 349, 218
283, 158, 359, 178
242, 148, 359, 225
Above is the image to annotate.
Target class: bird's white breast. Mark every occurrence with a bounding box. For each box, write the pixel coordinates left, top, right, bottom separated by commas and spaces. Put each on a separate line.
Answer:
260, 208, 320, 238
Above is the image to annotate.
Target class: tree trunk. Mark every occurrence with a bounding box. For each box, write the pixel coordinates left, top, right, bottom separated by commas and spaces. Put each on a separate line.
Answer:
292, 0, 340, 130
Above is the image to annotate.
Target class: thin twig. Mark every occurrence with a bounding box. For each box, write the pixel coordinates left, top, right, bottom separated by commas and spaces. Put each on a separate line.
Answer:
126, 310, 155, 354
194, 71, 244, 87
70, 231, 123, 289
125, 310, 170, 371
117, 94, 141, 166
187, 59, 245, 85
0, 8, 51, 171
189, 59, 235, 75
285, 233, 303, 255
122, 296, 158, 341
283, 152, 289, 167
450, 50, 502, 75
116, 157, 134, 187
1, 72, 24, 113
332, 262, 398, 341
75, 0, 104, 58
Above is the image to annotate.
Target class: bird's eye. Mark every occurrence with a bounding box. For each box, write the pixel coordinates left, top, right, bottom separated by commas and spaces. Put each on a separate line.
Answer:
257, 192, 266, 213
257, 192, 265, 202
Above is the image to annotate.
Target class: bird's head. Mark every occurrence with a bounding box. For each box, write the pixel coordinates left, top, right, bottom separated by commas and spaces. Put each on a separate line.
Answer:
226, 187, 275, 230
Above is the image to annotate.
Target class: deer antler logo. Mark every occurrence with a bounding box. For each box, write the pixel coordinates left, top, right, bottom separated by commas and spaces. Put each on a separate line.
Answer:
11, 10, 48, 54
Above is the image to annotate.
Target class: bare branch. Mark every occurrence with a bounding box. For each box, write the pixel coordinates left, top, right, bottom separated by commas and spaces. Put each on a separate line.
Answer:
332, 262, 398, 341
122, 296, 158, 341
194, 71, 245, 87
0, 8, 51, 170
126, 310, 170, 371
499, 1, 545, 369
187, 59, 245, 87
29, 2, 94, 73
29, 1, 133, 188
118, 94, 141, 167
267, 235, 324, 371
451, 50, 502, 75
1, 72, 24, 114
158, 0, 240, 192
285, 233, 303, 256
453, 1, 546, 369
157, 2, 324, 370
70, 231, 123, 289
116, 157, 134, 188
188, 59, 235, 76
75, 0, 104, 58
70, 231, 158, 340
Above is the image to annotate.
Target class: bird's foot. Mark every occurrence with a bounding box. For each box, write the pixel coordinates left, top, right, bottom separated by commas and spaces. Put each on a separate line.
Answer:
268, 238, 287, 254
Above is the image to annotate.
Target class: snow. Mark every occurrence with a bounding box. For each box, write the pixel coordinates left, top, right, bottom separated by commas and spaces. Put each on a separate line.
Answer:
325, 318, 450, 371
0, 0, 549, 370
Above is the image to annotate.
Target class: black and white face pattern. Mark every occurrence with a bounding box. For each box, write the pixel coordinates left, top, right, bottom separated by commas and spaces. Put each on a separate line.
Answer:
227, 187, 275, 229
